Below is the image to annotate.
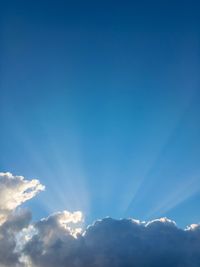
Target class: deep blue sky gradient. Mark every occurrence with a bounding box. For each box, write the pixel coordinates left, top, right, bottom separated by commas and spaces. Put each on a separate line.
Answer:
1, 0, 200, 226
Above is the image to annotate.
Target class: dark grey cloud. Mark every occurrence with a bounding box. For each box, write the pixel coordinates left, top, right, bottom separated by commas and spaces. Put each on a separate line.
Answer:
1, 172, 200, 267
22, 211, 83, 267
0, 209, 31, 267
23, 216, 200, 267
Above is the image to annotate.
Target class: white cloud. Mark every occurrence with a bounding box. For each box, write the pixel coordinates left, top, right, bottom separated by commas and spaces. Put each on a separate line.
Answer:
0, 172, 45, 224
1, 171, 200, 267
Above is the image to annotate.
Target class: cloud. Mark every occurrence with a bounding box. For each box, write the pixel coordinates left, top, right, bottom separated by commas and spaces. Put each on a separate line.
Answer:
23, 211, 84, 267
1, 171, 200, 267
0, 172, 45, 224
0, 209, 31, 267
23, 216, 200, 267
0, 172, 44, 267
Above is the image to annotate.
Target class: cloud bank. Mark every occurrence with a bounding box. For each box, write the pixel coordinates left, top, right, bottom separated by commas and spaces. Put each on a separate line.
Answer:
0, 172, 200, 267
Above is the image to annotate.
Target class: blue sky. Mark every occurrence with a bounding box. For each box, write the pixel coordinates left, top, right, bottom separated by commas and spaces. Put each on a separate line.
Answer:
1, 0, 200, 227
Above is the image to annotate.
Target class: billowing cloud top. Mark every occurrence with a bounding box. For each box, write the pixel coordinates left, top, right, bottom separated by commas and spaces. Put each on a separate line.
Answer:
0, 172, 45, 225
0, 172, 200, 267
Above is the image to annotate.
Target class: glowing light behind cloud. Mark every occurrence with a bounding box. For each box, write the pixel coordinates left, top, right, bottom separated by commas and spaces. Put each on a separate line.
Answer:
0, 172, 45, 224
0, 102, 90, 220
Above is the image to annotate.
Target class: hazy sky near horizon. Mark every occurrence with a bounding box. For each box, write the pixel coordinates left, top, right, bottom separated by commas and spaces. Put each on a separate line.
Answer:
1, 0, 200, 227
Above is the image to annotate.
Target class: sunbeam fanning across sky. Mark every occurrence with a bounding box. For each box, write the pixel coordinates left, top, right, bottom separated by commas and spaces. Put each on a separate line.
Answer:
1, 0, 200, 266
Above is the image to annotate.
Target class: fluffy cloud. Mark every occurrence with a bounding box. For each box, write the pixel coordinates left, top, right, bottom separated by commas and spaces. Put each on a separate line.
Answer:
0, 172, 44, 267
0, 172, 45, 224
1, 172, 200, 267
23, 216, 200, 267
23, 211, 84, 267
0, 209, 31, 267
